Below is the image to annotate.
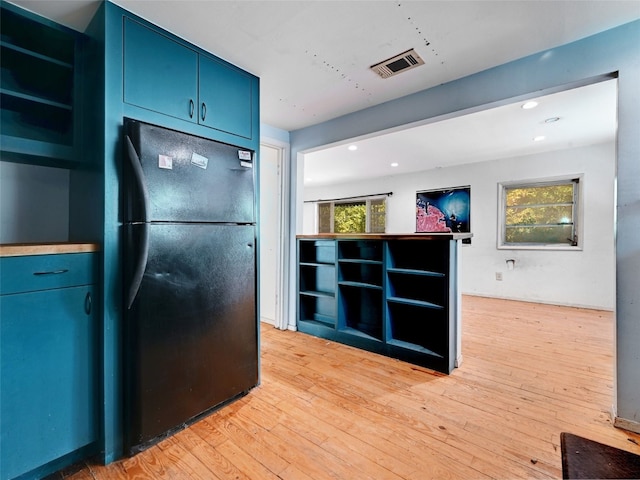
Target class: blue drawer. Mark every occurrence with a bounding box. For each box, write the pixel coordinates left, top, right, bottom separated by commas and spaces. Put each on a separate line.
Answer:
0, 253, 96, 295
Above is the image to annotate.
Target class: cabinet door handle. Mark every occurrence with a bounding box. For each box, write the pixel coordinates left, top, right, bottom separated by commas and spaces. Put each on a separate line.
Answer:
33, 269, 69, 276
201, 102, 207, 121
85, 292, 92, 315
189, 99, 195, 118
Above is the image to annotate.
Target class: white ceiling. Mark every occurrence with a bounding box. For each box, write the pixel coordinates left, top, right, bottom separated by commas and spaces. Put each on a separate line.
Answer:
9, 1, 636, 186
9, 0, 640, 132
303, 79, 618, 186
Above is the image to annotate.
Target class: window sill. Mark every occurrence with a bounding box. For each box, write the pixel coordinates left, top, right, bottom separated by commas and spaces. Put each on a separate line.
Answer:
497, 244, 582, 252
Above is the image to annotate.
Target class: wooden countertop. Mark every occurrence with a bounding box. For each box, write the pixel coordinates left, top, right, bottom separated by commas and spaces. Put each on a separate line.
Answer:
296, 233, 473, 241
0, 243, 101, 257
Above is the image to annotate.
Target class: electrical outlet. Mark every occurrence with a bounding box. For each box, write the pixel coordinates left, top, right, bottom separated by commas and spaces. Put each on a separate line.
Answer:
495, 272, 503, 281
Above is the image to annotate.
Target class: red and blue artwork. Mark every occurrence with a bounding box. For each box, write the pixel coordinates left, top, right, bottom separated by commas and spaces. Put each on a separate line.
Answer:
416, 186, 470, 237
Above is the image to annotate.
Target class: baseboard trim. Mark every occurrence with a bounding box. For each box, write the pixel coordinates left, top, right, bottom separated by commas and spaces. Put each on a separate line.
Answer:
614, 416, 640, 434
260, 317, 275, 325
462, 293, 614, 312
455, 354, 463, 368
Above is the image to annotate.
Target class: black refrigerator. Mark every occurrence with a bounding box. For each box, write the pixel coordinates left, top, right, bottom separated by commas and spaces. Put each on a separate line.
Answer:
122, 119, 258, 454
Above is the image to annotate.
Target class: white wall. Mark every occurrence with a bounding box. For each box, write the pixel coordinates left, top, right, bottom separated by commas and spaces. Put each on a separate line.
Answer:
0, 161, 70, 243
302, 202, 316, 233
303, 142, 615, 310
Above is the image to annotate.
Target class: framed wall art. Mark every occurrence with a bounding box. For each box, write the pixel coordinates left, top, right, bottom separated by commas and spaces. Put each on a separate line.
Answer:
416, 186, 471, 243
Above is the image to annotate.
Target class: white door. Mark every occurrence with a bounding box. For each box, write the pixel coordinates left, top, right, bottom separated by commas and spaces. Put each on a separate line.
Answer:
259, 144, 280, 325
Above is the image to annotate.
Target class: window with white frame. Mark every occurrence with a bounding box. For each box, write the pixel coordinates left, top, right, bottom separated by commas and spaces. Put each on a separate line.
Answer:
498, 177, 581, 249
318, 197, 386, 233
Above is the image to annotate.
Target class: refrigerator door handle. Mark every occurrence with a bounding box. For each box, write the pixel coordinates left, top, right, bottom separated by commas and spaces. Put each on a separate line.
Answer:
125, 134, 150, 309
127, 222, 149, 310
125, 135, 149, 223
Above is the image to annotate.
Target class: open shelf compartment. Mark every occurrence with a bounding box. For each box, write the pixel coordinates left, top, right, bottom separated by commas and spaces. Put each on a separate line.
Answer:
299, 240, 335, 265
338, 284, 383, 341
386, 302, 449, 358
338, 261, 382, 288
387, 271, 447, 308
1, 44, 73, 107
386, 239, 449, 274
337, 239, 383, 262
299, 263, 335, 297
299, 294, 336, 328
1, 96, 73, 146
0, 8, 75, 65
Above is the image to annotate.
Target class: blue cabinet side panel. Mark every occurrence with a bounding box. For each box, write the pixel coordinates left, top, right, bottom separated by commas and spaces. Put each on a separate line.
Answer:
103, 2, 126, 464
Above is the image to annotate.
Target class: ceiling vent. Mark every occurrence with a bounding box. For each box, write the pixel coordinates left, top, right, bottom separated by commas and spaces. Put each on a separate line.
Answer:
370, 49, 425, 79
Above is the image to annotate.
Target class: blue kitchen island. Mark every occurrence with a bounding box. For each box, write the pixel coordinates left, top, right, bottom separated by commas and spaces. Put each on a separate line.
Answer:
296, 233, 471, 374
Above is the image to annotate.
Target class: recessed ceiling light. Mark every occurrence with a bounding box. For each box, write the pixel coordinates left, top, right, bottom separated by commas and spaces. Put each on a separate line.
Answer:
348, 145, 358, 151
544, 117, 561, 123
522, 101, 538, 110
391, 162, 399, 167
533, 135, 546, 142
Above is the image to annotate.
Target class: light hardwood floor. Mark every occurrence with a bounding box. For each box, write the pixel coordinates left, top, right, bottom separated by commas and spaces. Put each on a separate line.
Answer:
68, 296, 640, 479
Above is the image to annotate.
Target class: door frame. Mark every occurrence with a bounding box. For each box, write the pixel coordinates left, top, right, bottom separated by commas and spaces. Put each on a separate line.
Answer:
259, 140, 290, 330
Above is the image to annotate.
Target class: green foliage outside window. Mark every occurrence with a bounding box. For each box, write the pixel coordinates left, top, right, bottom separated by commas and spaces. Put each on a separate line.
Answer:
317, 198, 386, 233
334, 202, 366, 233
504, 182, 577, 245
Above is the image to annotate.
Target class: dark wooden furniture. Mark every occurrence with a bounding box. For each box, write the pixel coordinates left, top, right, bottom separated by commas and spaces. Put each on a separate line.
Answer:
296, 233, 471, 374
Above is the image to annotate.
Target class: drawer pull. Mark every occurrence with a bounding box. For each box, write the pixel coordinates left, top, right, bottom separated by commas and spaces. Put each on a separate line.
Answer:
85, 292, 92, 315
33, 269, 69, 276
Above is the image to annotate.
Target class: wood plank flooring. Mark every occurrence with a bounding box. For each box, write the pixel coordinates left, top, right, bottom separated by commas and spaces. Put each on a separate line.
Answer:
67, 296, 640, 479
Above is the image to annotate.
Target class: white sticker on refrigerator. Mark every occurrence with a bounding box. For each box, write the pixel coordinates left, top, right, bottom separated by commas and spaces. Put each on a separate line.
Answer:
240, 161, 253, 168
158, 155, 173, 170
191, 152, 209, 170
238, 150, 252, 161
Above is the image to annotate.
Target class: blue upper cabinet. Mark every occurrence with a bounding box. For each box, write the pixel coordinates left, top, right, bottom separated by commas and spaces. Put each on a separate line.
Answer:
123, 17, 254, 140
199, 55, 253, 139
123, 18, 198, 123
